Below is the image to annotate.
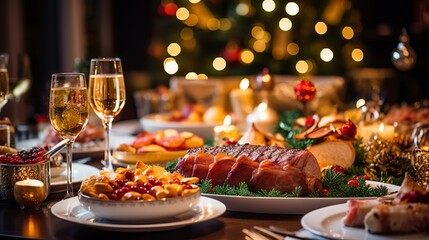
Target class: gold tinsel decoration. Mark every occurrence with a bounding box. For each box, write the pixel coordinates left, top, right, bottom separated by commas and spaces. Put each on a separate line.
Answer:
363, 136, 411, 181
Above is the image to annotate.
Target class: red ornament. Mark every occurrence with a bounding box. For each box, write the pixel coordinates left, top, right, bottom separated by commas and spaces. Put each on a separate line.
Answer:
339, 120, 357, 138
294, 79, 316, 103
222, 42, 241, 63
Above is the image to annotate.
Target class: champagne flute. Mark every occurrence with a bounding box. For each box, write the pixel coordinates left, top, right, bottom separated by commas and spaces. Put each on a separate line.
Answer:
49, 73, 89, 199
0, 54, 9, 113
88, 58, 126, 172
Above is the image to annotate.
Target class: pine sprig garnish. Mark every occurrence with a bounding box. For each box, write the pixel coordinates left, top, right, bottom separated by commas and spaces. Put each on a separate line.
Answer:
322, 169, 347, 190
210, 182, 258, 196
199, 179, 212, 193
165, 159, 178, 173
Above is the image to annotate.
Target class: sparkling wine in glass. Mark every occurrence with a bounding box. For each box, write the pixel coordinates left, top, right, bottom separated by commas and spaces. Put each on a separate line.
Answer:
49, 73, 89, 199
0, 54, 9, 113
88, 58, 125, 172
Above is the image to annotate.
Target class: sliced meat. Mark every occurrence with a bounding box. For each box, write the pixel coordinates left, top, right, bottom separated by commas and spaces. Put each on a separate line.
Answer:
174, 154, 195, 178
224, 155, 259, 187
191, 152, 214, 180
205, 153, 236, 186
249, 160, 309, 195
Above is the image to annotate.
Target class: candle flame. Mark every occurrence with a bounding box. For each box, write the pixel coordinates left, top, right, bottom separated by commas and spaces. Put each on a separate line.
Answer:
257, 102, 268, 112
223, 115, 232, 126
239, 78, 250, 90
356, 99, 365, 108
379, 123, 385, 132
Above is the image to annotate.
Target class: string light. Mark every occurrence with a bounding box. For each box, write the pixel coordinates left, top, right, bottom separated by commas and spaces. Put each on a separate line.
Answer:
198, 73, 208, 79
219, 18, 232, 31
342, 26, 354, 39
185, 72, 198, 79
176, 7, 190, 21
180, 28, 194, 40
262, 0, 276, 12
164, 58, 179, 74
296, 60, 308, 74
287, 43, 299, 55
213, 57, 227, 71
351, 48, 364, 62
285, 2, 299, 16
240, 49, 254, 64
252, 39, 266, 52
167, 43, 181, 56
315, 22, 327, 35
320, 48, 334, 62
207, 18, 220, 31
184, 14, 198, 26
236, 3, 250, 16
279, 18, 292, 31
251, 25, 265, 39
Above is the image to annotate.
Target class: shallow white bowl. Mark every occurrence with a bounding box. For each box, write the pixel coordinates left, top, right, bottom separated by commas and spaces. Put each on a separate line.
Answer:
78, 188, 201, 222
140, 113, 218, 140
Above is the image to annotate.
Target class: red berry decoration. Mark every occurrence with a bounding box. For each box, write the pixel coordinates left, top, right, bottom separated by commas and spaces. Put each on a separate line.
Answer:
347, 179, 359, 188
0, 147, 47, 165
339, 120, 357, 138
332, 165, 345, 174
294, 78, 316, 103
304, 116, 316, 127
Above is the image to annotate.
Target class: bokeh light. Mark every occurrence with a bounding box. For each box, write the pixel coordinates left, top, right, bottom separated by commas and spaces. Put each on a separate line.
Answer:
351, 48, 364, 62
296, 60, 308, 74
236, 3, 250, 16
320, 48, 334, 62
287, 43, 299, 55
167, 43, 181, 56
262, 0, 276, 12
164, 58, 179, 74
240, 49, 254, 64
180, 28, 194, 40
176, 7, 189, 21
315, 22, 327, 35
279, 18, 292, 31
213, 57, 227, 71
185, 72, 198, 79
285, 2, 299, 16
342, 26, 354, 39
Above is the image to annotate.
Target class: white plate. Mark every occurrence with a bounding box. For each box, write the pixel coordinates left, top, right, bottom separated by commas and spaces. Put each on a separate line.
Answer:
301, 203, 429, 240
203, 181, 400, 214
51, 196, 226, 232
50, 163, 99, 193
140, 113, 218, 140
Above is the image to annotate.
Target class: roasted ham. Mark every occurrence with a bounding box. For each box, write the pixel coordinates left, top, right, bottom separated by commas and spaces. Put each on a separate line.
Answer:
174, 144, 322, 195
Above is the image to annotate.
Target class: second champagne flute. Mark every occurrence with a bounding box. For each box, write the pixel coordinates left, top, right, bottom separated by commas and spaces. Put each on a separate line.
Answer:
49, 73, 89, 199
88, 58, 126, 172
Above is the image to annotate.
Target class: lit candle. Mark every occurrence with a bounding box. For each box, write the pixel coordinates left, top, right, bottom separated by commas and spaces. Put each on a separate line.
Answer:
14, 179, 47, 210
229, 78, 255, 132
358, 122, 395, 142
246, 101, 279, 133
213, 115, 240, 146
378, 122, 395, 140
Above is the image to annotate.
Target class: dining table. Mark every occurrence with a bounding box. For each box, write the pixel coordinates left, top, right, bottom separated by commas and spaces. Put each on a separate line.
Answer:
0, 119, 313, 240
0, 155, 310, 240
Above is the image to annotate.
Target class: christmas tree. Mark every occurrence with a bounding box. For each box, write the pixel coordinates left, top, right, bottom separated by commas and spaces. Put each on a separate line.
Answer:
150, 0, 365, 82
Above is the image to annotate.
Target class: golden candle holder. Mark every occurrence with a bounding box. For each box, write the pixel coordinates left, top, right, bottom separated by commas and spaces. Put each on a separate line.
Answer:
14, 179, 47, 210
0, 159, 50, 206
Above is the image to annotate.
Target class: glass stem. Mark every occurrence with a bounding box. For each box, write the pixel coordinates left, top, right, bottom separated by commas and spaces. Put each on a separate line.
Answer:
102, 117, 114, 172
64, 140, 74, 199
